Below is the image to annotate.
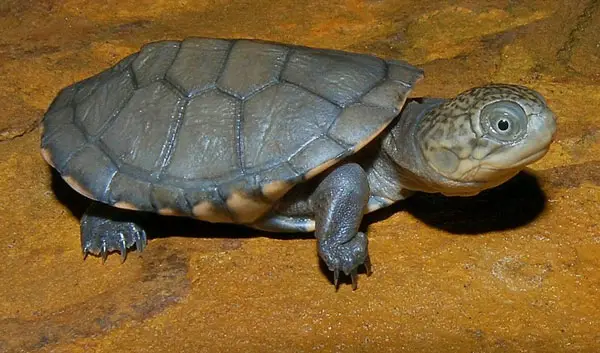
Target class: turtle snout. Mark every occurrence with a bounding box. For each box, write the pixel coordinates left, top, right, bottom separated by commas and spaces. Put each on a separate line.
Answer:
545, 109, 558, 141
532, 107, 557, 147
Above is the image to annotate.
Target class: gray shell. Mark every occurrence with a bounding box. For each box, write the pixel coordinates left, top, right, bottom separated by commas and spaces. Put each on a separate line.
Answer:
41, 38, 423, 224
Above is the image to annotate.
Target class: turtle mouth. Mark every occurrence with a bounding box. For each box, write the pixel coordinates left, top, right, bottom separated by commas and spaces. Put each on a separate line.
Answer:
474, 131, 552, 169
513, 147, 550, 167
456, 145, 549, 183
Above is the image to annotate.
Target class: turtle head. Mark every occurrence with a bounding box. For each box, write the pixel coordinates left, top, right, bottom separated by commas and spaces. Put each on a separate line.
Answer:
415, 84, 556, 196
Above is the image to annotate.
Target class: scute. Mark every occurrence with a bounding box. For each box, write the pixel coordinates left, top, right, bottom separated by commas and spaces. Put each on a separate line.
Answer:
187, 187, 233, 222
288, 136, 347, 178
75, 69, 135, 136
166, 38, 231, 97
62, 144, 118, 202
41, 106, 75, 143
165, 89, 240, 180
108, 172, 153, 211
226, 190, 273, 223
41, 121, 86, 172
361, 80, 411, 110
132, 41, 180, 87
71, 54, 136, 106
151, 184, 191, 214
40, 37, 423, 221
282, 47, 387, 107
192, 201, 233, 223
243, 83, 341, 169
255, 163, 301, 199
46, 85, 77, 114
100, 81, 182, 172
328, 103, 398, 148
217, 40, 288, 99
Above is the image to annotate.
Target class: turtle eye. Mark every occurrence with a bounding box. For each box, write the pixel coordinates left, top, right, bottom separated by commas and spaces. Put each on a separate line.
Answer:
481, 101, 527, 142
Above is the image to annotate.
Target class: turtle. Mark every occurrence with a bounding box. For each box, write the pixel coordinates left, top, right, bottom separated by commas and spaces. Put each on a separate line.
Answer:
40, 37, 557, 289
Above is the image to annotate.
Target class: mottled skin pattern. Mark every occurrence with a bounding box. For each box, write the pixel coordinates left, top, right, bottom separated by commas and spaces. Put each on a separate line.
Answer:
40, 38, 557, 289
412, 84, 555, 195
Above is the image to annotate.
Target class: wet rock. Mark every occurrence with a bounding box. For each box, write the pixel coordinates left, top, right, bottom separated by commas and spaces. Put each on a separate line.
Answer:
1, 0, 599, 352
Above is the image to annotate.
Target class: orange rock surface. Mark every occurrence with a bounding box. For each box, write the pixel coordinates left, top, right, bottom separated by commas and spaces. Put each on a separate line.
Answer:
1, 1, 599, 352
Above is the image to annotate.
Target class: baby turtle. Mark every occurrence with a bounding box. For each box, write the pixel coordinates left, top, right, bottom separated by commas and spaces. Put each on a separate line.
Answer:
40, 38, 557, 289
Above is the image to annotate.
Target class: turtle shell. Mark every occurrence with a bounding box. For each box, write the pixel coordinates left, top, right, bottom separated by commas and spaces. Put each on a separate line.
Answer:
40, 38, 423, 224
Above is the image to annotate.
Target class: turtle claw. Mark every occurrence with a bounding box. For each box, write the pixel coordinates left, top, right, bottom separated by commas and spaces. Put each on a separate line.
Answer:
333, 269, 340, 289
329, 266, 365, 291
101, 241, 108, 264
80, 203, 147, 263
82, 245, 90, 260
320, 231, 369, 290
364, 255, 372, 276
135, 233, 146, 253
350, 269, 358, 290
118, 233, 128, 263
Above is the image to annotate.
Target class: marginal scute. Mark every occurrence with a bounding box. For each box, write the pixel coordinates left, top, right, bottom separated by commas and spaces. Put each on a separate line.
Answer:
112, 53, 138, 72
192, 201, 233, 223
41, 124, 87, 174
361, 80, 411, 110
328, 103, 396, 148
255, 162, 300, 202
41, 107, 74, 141
158, 208, 183, 216
226, 190, 273, 223
63, 175, 95, 200
114, 201, 139, 211
387, 60, 424, 84
304, 157, 341, 180
40, 148, 54, 168
73, 75, 108, 105
351, 119, 393, 153
107, 172, 153, 211
151, 184, 190, 215
289, 136, 347, 179
63, 144, 118, 202
47, 85, 77, 113
261, 180, 294, 201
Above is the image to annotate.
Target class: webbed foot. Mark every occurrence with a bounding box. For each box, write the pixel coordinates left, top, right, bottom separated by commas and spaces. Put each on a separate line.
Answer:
80, 202, 147, 262
320, 231, 372, 290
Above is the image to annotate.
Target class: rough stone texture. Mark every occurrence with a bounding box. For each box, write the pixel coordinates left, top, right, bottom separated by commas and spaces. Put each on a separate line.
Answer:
0, 1, 599, 352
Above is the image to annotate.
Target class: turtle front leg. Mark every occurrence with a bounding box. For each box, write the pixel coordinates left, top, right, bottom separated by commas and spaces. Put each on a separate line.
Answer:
311, 163, 372, 290
80, 202, 147, 262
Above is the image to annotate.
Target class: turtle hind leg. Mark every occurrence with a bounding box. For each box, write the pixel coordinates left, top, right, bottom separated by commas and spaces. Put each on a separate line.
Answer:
311, 163, 372, 290
80, 202, 147, 263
